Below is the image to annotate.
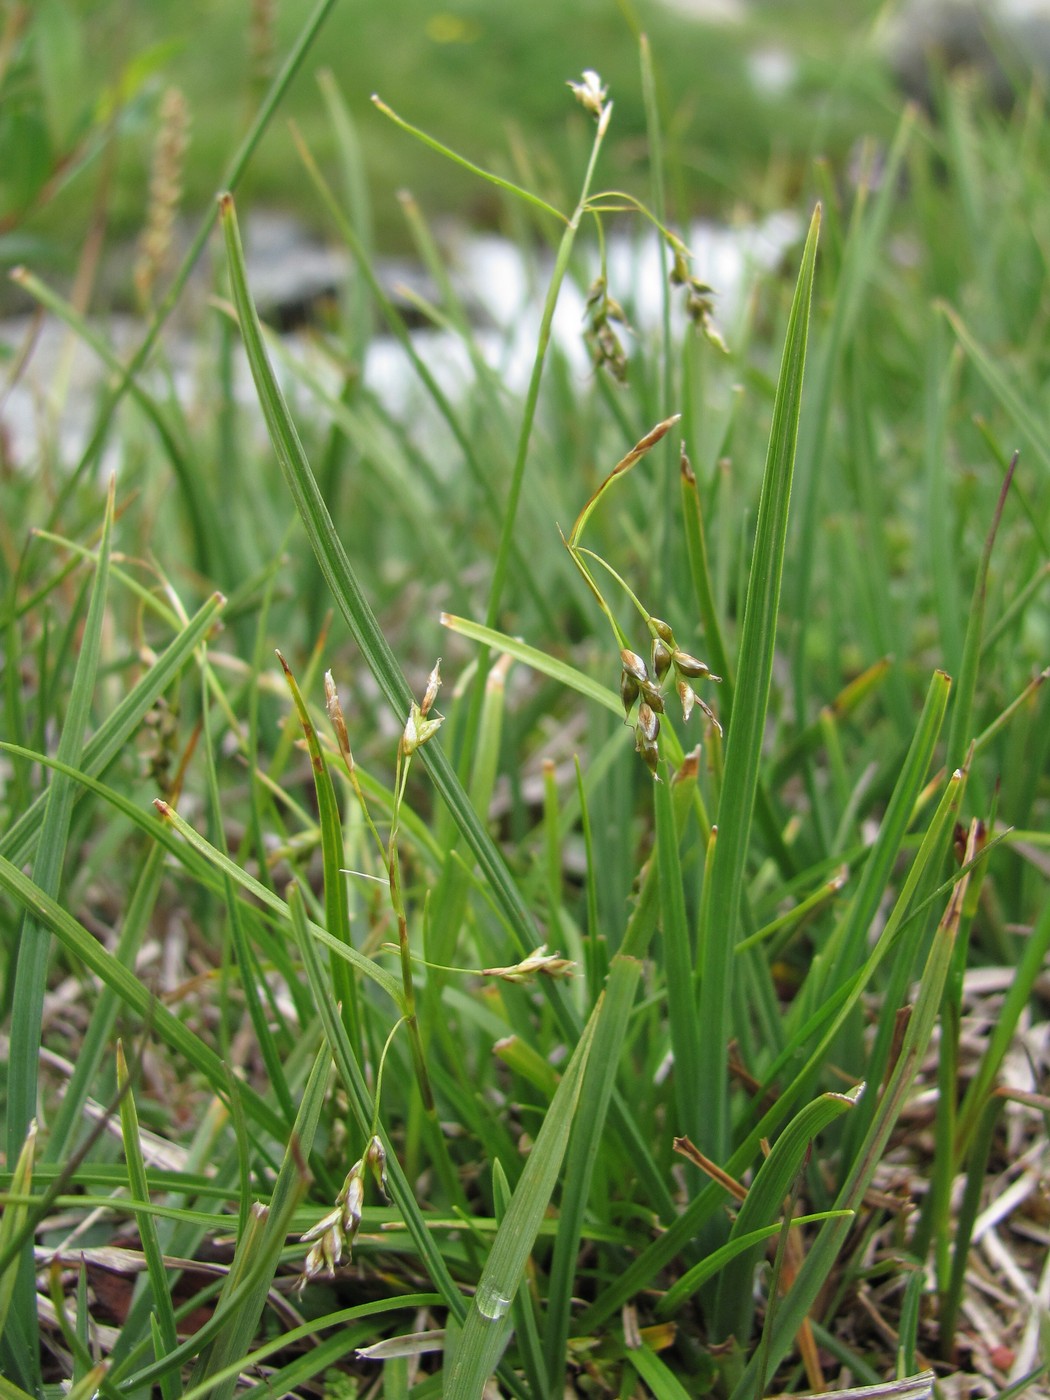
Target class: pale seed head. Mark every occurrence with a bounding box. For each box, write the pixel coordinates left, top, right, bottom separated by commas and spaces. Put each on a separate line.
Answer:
482, 945, 576, 983
620, 649, 648, 683
678, 679, 696, 723
567, 69, 607, 119
673, 650, 718, 681
341, 1171, 364, 1235
365, 1136, 389, 1199
635, 727, 660, 779
402, 702, 443, 756
637, 701, 660, 745
421, 659, 441, 717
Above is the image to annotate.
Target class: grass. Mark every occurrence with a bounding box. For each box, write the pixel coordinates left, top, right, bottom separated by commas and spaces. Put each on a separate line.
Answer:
1, 4, 1049, 1397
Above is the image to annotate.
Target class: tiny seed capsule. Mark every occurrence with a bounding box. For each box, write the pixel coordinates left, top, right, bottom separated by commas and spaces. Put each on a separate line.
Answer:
651, 638, 673, 682
620, 670, 640, 716
678, 679, 695, 723
620, 649, 648, 683
650, 618, 675, 645
640, 681, 665, 714
673, 650, 717, 680
637, 702, 660, 744
635, 729, 660, 779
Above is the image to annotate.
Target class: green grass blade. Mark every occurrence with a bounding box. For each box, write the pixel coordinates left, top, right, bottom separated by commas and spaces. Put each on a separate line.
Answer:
7, 480, 114, 1152
680, 448, 734, 702
806, 669, 953, 1009
115, 1042, 180, 1384
5, 478, 115, 1387
0, 1120, 36, 1346
444, 1005, 598, 1398
579, 767, 966, 1334
695, 204, 821, 1165
631, 1342, 695, 1400
442, 613, 621, 714
220, 194, 545, 967
940, 302, 1050, 476
12, 268, 218, 575
43, 845, 167, 1163
955, 895, 1050, 1154
542, 954, 642, 1388
177, 1295, 441, 1400
287, 883, 468, 1321
0, 590, 225, 869
0, 851, 286, 1141
656, 1211, 853, 1319
654, 770, 703, 1146
154, 798, 402, 1003
59, 0, 344, 503
0, 1376, 38, 1400
944, 452, 1018, 775
713, 1086, 862, 1342
185, 1042, 328, 1399
787, 107, 915, 661
371, 95, 566, 224
728, 824, 985, 1398
277, 651, 361, 1049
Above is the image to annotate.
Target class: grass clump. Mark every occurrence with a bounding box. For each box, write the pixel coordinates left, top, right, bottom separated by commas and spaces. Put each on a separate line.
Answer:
1, 9, 1048, 1399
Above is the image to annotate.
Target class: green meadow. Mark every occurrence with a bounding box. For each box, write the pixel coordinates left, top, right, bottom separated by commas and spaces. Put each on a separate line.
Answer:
1, 2, 1047, 1396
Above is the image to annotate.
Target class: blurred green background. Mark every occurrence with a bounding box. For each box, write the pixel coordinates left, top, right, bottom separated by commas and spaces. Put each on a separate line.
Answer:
2, 0, 896, 278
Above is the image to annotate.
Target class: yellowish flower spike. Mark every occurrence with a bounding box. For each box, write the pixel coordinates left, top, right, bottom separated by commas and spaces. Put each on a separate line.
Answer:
482, 945, 576, 984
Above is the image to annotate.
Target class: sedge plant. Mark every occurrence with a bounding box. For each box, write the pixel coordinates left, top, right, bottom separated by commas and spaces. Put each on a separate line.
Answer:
1, 11, 1048, 1400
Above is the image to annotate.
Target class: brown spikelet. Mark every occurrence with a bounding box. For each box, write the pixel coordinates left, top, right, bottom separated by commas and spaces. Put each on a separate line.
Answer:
134, 87, 189, 309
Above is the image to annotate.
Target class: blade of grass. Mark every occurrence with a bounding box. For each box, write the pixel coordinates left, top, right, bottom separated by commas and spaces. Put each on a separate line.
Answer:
370, 95, 566, 224
0, 850, 286, 1141
939, 301, 1050, 476
805, 669, 952, 1011
443, 1002, 598, 1399
955, 895, 1050, 1154
288, 125, 553, 629
5, 476, 115, 1388
727, 821, 985, 1399
287, 883, 468, 1320
631, 1342, 694, 1400
695, 204, 821, 1166
654, 769, 703, 1148
277, 650, 361, 1051
657, 1211, 854, 1320
220, 193, 547, 968
56, 0, 345, 505
542, 954, 642, 1390
11, 267, 217, 576
184, 1042, 328, 1400
579, 766, 966, 1333
115, 1041, 180, 1397
787, 108, 915, 696
945, 451, 1018, 776
154, 797, 402, 1002
713, 1085, 862, 1342
0, 1120, 36, 1347
43, 842, 168, 1163
177, 1294, 442, 1400
0, 590, 226, 869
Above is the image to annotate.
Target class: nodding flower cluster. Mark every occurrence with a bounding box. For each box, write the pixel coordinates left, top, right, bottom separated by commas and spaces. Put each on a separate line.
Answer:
298, 1136, 388, 1290
619, 619, 721, 778
584, 274, 629, 383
